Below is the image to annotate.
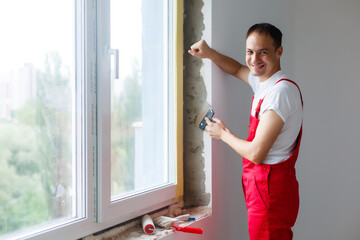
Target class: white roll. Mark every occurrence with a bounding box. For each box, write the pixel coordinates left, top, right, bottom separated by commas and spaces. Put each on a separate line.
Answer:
141, 214, 155, 234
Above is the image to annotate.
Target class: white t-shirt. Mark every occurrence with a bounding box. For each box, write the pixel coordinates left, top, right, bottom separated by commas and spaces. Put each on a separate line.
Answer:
248, 70, 303, 164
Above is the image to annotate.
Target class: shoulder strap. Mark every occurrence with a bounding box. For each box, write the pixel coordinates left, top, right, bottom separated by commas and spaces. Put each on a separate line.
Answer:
275, 79, 304, 107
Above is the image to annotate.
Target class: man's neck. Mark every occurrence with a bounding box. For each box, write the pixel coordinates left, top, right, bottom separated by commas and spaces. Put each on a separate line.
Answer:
258, 66, 281, 82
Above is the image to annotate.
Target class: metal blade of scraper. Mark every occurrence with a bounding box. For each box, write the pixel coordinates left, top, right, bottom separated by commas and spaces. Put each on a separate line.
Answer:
194, 102, 215, 130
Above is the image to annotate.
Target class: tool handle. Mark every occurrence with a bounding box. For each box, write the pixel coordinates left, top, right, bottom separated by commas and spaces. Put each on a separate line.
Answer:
173, 225, 203, 234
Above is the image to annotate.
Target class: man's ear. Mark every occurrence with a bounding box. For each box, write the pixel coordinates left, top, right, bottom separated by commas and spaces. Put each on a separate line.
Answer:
276, 46, 283, 59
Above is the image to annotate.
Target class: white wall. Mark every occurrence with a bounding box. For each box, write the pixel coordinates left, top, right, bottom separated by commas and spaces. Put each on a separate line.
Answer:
292, 1, 360, 239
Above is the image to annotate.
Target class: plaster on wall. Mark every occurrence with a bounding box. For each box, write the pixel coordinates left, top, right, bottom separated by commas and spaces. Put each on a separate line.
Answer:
183, 0, 210, 207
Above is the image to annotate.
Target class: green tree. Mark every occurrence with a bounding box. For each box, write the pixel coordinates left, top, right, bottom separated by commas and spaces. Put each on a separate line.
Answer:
111, 59, 142, 195
35, 51, 72, 218
0, 123, 47, 235
0, 51, 72, 236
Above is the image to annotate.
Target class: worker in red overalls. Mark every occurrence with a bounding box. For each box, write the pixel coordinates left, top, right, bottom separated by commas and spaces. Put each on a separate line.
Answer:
188, 23, 303, 239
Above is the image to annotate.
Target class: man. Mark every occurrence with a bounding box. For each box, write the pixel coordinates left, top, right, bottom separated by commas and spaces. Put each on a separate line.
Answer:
188, 23, 303, 240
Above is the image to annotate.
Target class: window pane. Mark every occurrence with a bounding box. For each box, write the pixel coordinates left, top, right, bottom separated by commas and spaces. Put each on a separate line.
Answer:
110, 0, 171, 199
0, 0, 79, 236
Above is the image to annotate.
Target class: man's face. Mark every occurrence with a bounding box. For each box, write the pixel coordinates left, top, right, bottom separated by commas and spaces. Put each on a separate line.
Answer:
246, 32, 283, 82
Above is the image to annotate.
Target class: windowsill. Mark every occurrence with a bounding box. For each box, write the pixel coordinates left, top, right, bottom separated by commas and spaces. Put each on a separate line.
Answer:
83, 206, 211, 240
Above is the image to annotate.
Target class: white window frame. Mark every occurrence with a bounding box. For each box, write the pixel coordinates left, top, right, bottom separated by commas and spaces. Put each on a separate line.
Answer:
2, 0, 181, 239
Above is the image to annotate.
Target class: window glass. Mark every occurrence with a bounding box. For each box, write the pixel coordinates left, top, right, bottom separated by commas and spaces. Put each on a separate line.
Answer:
0, 0, 80, 236
110, 0, 172, 199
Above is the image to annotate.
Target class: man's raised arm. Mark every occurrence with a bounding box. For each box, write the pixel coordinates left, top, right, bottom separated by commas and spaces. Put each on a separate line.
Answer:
188, 40, 250, 85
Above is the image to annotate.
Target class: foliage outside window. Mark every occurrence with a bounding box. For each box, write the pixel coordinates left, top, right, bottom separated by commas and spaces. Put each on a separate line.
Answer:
0, 1, 78, 236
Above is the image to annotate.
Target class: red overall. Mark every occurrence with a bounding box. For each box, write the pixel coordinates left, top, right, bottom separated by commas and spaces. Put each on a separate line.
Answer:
242, 79, 303, 240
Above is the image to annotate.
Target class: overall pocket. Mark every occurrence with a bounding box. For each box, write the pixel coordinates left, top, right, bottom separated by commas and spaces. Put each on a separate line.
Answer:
242, 174, 269, 209
254, 175, 270, 209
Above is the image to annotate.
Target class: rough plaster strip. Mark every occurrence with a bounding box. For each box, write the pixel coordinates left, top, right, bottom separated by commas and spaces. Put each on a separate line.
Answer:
183, 0, 210, 207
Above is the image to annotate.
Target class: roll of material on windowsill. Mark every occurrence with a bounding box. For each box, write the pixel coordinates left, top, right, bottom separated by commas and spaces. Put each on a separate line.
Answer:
141, 214, 155, 234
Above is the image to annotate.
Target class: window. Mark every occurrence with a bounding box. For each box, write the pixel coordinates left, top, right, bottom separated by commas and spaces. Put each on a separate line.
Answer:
0, 0, 182, 239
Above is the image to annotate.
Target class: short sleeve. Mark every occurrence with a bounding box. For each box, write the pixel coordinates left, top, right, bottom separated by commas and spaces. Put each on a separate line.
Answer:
248, 72, 256, 93
260, 84, 297, 123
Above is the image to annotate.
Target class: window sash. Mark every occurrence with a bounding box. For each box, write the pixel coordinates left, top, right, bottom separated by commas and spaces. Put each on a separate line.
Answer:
96, 0, 178, 223
0, 0, 92, 238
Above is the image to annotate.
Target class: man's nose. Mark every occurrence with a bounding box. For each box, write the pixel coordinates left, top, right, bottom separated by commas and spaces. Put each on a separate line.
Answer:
252, 53, 260, 63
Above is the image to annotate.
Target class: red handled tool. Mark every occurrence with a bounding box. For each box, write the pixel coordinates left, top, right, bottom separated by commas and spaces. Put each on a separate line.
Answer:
172, 225, 203, 234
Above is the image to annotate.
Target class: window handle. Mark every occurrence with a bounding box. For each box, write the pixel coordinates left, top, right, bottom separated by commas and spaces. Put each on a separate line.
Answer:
108, 48, 119, 79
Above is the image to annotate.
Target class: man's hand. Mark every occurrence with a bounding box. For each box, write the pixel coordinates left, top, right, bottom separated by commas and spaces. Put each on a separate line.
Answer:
188, 40, 214, 59
204, 117, 228, 140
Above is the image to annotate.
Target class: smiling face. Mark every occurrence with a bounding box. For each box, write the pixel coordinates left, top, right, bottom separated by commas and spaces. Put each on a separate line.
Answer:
246, 32, 283, 82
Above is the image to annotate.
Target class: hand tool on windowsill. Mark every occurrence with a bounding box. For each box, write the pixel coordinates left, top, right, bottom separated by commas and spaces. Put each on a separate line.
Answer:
141, 214, 203, 235
194, 102, 215, 130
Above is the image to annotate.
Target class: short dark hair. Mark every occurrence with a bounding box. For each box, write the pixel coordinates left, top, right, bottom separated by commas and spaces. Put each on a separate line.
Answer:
246, 23, 282, 50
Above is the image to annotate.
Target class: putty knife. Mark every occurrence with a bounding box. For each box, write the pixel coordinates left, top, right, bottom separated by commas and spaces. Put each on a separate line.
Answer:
194, 102, 215, 130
